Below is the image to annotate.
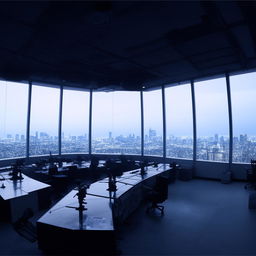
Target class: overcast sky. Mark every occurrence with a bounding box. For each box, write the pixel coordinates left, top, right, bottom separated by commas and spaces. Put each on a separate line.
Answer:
0, 72, 255, 139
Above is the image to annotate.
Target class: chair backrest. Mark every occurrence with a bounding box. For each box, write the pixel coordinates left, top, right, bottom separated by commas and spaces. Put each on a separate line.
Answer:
48, 165, 58, 175
154, 176, 169, 203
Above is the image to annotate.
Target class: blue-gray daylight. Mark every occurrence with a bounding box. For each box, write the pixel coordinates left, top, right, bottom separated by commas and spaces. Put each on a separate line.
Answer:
0, 71, 256, 164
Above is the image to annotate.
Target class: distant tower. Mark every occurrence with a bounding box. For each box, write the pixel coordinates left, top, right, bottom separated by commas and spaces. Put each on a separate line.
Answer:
109, 131, 112, 139
15, 134, 19, 141
149, 128, 156, 139
240, 134, 248, 145
214, 133, 218, 143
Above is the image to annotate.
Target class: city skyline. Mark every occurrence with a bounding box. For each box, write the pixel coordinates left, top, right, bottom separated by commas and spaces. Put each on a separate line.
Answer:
0, 129, 254, 163
2, 129, 255, 140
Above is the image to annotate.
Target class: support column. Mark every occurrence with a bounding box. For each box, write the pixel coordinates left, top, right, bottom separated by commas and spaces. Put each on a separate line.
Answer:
140, 90, 144, 157
162, 85, 166, 160
26, 81, 32, 160
58, 85, 63, 156
226, 73, 233, 169
191, 80, 197, 165
89, 89, 93, 156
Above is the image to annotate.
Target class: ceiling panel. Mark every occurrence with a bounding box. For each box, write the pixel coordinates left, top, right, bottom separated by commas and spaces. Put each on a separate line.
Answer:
0, 1, 255, 90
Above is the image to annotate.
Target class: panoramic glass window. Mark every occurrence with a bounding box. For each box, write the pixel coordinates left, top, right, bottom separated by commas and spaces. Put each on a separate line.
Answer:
30, 85, 60, 156
143, 89, 163, 156
195, 77, 229, 162
0, 81, 28, 159
165, 84, 193, 159
62, 89, 89, 154
230, 72, 256, 163
92, 91, 141, 154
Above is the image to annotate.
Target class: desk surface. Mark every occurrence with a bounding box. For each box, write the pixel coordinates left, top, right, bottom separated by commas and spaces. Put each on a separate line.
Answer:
38, 190, 114, 231
37, 164, 171, 231
0, 171, 50, 200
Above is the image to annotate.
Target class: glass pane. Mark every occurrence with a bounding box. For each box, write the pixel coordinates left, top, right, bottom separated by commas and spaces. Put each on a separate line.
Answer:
62, 89, 89, 153
231, 72, 256, 163
143, 89, 163, 156
92, 91, 141, 154
30, 85, 60, 156
195, 77, 229, 162
165, 84, 193, 159
0, 81, 28, 159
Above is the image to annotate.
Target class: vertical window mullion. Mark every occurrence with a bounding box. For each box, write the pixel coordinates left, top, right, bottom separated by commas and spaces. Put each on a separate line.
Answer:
191, 80, 197, 164
140, 90, 144, 157
26, 81, 32, 160
89, 89, 93, 155
226, 73, 233, 167
58, 85, 63, 156
162, 85, 166, 159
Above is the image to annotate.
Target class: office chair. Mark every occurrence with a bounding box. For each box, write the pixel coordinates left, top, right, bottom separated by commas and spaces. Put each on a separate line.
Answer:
245, 159, 256, 190
48, 164, 58, 176
67, 165, 77, 178
146, 176, 169, 215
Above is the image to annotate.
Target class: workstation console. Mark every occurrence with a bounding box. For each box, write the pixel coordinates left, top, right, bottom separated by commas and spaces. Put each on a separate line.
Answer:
37, 163, 172, 254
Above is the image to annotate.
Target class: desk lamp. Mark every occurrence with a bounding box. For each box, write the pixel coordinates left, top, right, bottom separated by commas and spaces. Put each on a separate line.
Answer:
73, 183, 89, 211
107, 174, 117, 192
140, 160, 148, 176
10, 161, 24, 180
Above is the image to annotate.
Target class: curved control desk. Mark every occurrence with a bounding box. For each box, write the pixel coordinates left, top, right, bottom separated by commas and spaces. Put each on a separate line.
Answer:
37, 164, 172, 254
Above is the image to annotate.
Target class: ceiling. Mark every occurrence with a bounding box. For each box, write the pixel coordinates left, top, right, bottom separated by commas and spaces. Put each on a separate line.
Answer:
0, 1, 256, 91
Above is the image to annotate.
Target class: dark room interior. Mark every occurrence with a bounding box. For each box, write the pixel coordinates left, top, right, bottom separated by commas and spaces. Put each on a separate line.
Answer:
1, 1, 256, 255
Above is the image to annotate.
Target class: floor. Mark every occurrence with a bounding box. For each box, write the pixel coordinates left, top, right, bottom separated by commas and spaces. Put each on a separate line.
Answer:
0, 179, 256, 256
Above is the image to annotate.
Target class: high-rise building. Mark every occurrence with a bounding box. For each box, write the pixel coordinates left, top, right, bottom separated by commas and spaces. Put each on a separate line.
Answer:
15, 134, 19, 141
214, 134, 219, 143
149, 128, 156, 139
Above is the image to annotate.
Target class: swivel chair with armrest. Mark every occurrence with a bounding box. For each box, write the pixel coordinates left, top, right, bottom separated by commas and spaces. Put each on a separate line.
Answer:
146, 176, 169, 215
245, 159, 256, 190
